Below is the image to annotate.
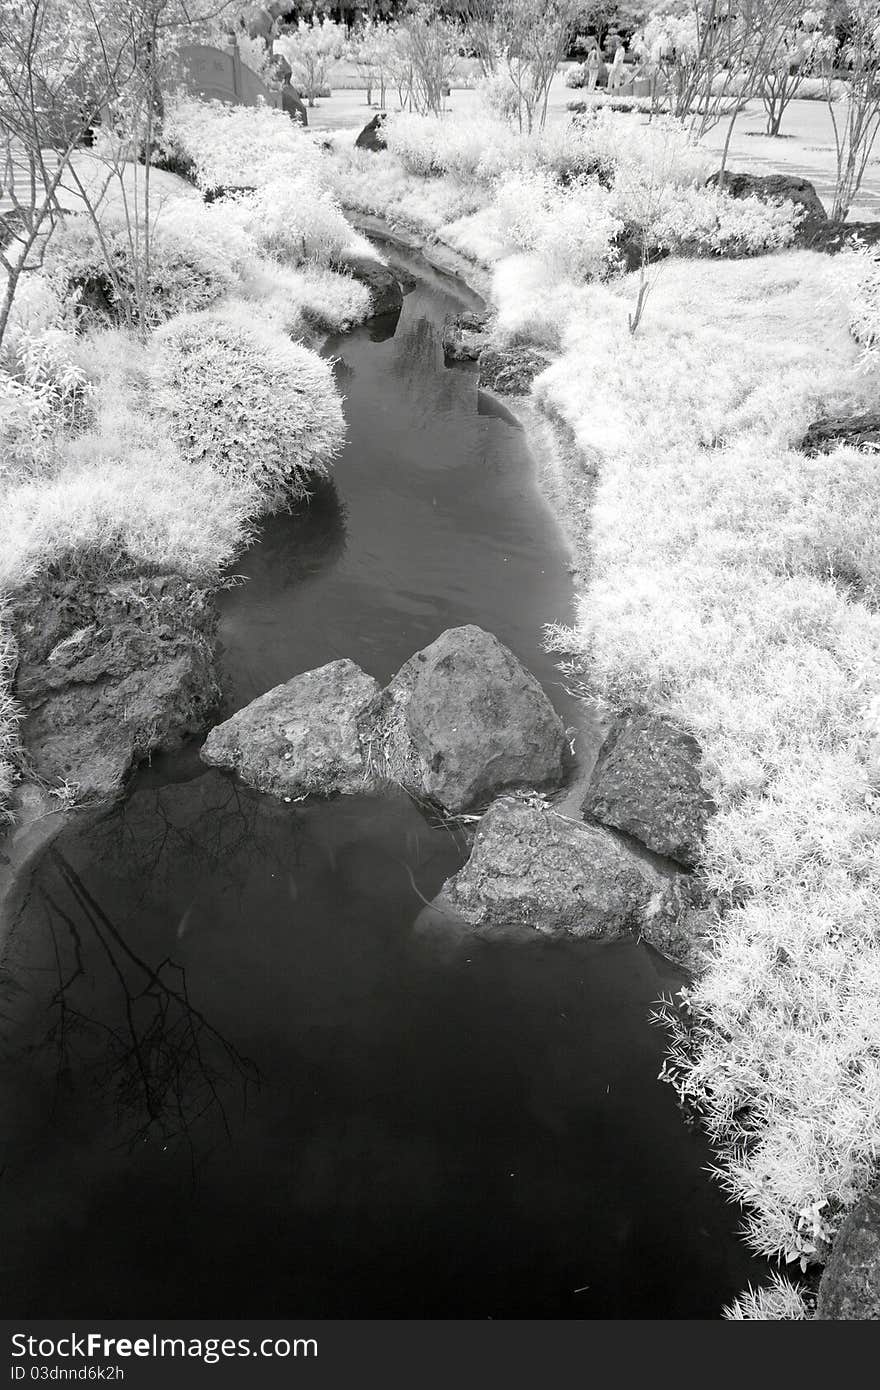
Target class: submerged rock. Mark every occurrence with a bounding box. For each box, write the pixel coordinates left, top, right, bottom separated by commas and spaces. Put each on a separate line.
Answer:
428, 795, 691, 951
363, 625, 565, 814
582, 712, 714, 869
355, 113, 388, 152
816, 1188, 880, 1320
11, 573, 219, 800
800, 412, 880, 455
442, 310, 490, 363
201, 658, 380, 799
705, 171, 828, 244
337, 254, 403, 319
479, 345, 550, 395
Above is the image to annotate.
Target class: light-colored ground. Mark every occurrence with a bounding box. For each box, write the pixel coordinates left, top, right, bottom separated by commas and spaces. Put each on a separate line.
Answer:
311, 63, 880, 221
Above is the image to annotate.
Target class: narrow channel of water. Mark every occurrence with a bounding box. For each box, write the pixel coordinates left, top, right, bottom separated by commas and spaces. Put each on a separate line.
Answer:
0, 250, 760, 1317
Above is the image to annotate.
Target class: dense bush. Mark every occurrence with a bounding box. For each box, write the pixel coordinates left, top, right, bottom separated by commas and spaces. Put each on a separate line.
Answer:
235, 175, 357, 265
494, 169, 623, 281
0, 272, 91, 477
638, 184, 803, 257
0, 447, 254, 591
237, 261, 372, 336
156, 98, 324, 193
44, 203, 252, 329
152, 308, 346, 511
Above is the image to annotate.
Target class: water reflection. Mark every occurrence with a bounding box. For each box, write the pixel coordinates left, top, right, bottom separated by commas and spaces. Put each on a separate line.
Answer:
2, 856, 257, 1174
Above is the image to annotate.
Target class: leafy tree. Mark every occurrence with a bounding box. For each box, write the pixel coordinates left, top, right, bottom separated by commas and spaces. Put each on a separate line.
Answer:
275, 16, 346, 105
495, 0, 583, 131
0, 0, 235, 348
820, 0, 880, 219
760, 8, 827, 135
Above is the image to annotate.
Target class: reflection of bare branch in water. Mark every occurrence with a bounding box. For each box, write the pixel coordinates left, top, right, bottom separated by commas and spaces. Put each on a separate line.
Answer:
28, 848, 259, 1179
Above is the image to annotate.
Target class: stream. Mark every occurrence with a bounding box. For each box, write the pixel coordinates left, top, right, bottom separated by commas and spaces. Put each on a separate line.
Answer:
0, 248, 760, 1318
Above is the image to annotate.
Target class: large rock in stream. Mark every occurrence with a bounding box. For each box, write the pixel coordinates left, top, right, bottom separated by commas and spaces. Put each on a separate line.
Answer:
201, 659, 380, 798
427, 795, 694, 958
361, 625, 566, 814
582, 712, 714, 869
200, 626, 566, 814
11, 572, 219, 800
816, 1188, 880, 1319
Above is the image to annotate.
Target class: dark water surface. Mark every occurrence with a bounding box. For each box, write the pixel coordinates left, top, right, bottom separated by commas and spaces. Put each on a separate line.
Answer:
0, 252, 759, 1317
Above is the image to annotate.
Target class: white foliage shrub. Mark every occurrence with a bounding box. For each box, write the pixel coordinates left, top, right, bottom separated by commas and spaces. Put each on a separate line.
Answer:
0, 271, 90, 474
494, 170, 623, 281
0, 326, 257, 589
383, 110, 521, 181
235, 175, 355, 264
832, 240, 880, 365
237, 261, 372, 336
0, 449, 253, 591
44, 204, 251, 327
0, 373, 60, 480
157, 97, 325, 192
492, 255, 589, 349
152, 308, 346, 510
643, 185, 802, 256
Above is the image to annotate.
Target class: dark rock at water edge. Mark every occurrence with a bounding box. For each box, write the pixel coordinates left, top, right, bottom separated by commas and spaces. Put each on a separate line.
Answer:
201, 659, 380, 799
705, 171, 828, 244
442, 310, 490, 362
800, 411, 880, 455
362, 624, 566, 814
816, 1188, 880, 1319
10, 573, 219, 800
335, 254, 403, 319
582, 712, 714, 869
428, 795, 696, 960
355, 113, 388, 152
479, 345, 551, 395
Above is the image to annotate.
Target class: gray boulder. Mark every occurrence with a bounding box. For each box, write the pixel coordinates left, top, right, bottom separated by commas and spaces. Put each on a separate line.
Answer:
337, 254, 403, 318
705, 171, 828, 244
582, 712, 714, 869
11, 573, 219, 801
479, 345, 550, 395
816, 1188, 880, 1319
363, 625, 565, 814
429, 795, 692, 952
201, 659, 380, 799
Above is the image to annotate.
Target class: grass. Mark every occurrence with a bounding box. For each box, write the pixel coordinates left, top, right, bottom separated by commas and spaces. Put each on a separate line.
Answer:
325, 110, 880, 1288
538, 254, 880, 1267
